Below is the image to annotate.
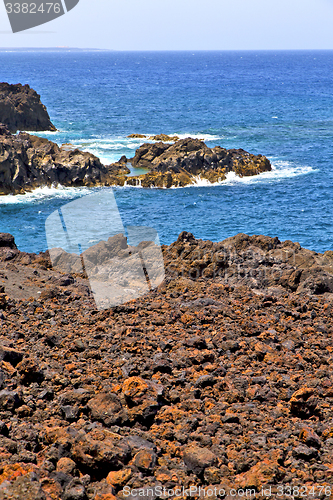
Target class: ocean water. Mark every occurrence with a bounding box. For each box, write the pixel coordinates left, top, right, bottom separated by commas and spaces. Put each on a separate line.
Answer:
0, 50, 332, 253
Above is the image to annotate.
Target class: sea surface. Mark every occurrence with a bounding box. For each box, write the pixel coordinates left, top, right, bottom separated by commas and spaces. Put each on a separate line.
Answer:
0, 50, 333, 253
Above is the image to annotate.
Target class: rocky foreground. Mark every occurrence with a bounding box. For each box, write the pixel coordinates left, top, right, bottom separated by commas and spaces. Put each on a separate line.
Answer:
0, 231, 333, 499
0, 83, 56, 134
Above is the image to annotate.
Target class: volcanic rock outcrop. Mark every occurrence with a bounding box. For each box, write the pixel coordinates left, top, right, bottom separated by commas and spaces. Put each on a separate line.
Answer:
125, 138, 271, 187
0, 231, 333, 498
0, 130, 271, 194
0, 82, 56, 133
0, 125, 129, 195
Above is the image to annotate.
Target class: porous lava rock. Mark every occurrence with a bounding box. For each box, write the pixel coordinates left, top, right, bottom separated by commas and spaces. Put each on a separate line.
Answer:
0, 231, 333, 498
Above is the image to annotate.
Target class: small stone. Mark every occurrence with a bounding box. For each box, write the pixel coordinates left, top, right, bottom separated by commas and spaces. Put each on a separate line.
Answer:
292, 445, 318, 460
183, 445, 217, 475
204, 467, 222, 484
63, 478, 87, 500
299, 427, 321, 449
0, 420, 9, 436
56, 458, 77, 476
133, 450, 157, 471
106, 468, 132, 486
15, 404, 33, 417
16, 357, 44, 384
290, 387, 318, 418
61, 405, 79, 421
0, 346, 23, 366
87, 392, 124, 426
0, 390, 22, 411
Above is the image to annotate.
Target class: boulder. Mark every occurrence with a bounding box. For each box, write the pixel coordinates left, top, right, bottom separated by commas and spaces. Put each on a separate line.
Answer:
0, 82, 56, 133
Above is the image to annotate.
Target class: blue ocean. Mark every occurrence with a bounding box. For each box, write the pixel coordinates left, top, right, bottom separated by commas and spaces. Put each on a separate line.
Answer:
0, 50, 332, 253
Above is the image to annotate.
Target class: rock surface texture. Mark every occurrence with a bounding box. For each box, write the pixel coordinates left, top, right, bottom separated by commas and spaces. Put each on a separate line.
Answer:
0, 231, 333, 498
0, 125, 128, 195
125, 138, 271, 187
0, 129, 271, 193
0, 83, 56, 133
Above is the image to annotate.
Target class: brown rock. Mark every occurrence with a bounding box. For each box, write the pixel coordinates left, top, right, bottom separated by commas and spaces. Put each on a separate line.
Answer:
122, 377, 151, 405
106, 468, 132, 486
236, 452, 285, 489
0, 129, 123, 195
16, 357, 44, 384
183, 445, 217, 475
56, 457, 77, 475
0, 233, 17, 249
0, 391, 22, 411
290, 387, 318, 418
0, 346, 23, 366
87, 392, 126, 426
71, 429, 131, 471
299, 427, 322, 449
148, 134, 179, 141
133, 449, 157, 471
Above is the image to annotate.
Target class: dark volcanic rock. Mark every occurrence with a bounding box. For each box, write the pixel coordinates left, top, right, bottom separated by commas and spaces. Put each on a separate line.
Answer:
0, 233, 17, 249
1, 129, 271, 193
0, 128, 125, 195
163, 231, 333, 295
0, 82, 56, 133
126, 138, 271, 187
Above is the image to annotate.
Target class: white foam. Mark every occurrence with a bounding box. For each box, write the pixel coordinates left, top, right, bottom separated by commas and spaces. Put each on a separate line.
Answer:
32, 129, 67, 136
222, 160, 316, 186
124, 178, 142, 188
0, 185, 91, 205
169, 160, 316, 189
175, 132, 225, 142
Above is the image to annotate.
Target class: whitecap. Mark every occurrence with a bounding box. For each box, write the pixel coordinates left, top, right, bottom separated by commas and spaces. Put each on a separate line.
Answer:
170, 132, 225, 142
0, 185, 91, 205
169, 160, 316, 189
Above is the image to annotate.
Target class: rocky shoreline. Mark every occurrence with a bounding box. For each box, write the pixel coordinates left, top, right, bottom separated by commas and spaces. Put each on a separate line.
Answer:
0, 231, 333, 499
0, 81, 272, 193
0, 125, 124, 195
0, 128, 272, 194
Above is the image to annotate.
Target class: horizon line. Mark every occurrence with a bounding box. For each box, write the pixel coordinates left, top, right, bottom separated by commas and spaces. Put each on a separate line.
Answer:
1, 47, 333, 52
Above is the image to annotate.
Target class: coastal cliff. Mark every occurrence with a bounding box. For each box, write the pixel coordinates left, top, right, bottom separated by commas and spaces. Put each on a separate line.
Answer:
0, 231, 332, 497
0, 83, 56, 133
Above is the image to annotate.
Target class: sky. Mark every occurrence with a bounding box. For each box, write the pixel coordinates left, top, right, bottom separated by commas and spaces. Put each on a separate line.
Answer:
1, 0, 333, 50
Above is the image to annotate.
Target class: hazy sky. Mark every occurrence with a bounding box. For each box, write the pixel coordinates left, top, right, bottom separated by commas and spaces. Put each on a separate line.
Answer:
1, 0, 333, 50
